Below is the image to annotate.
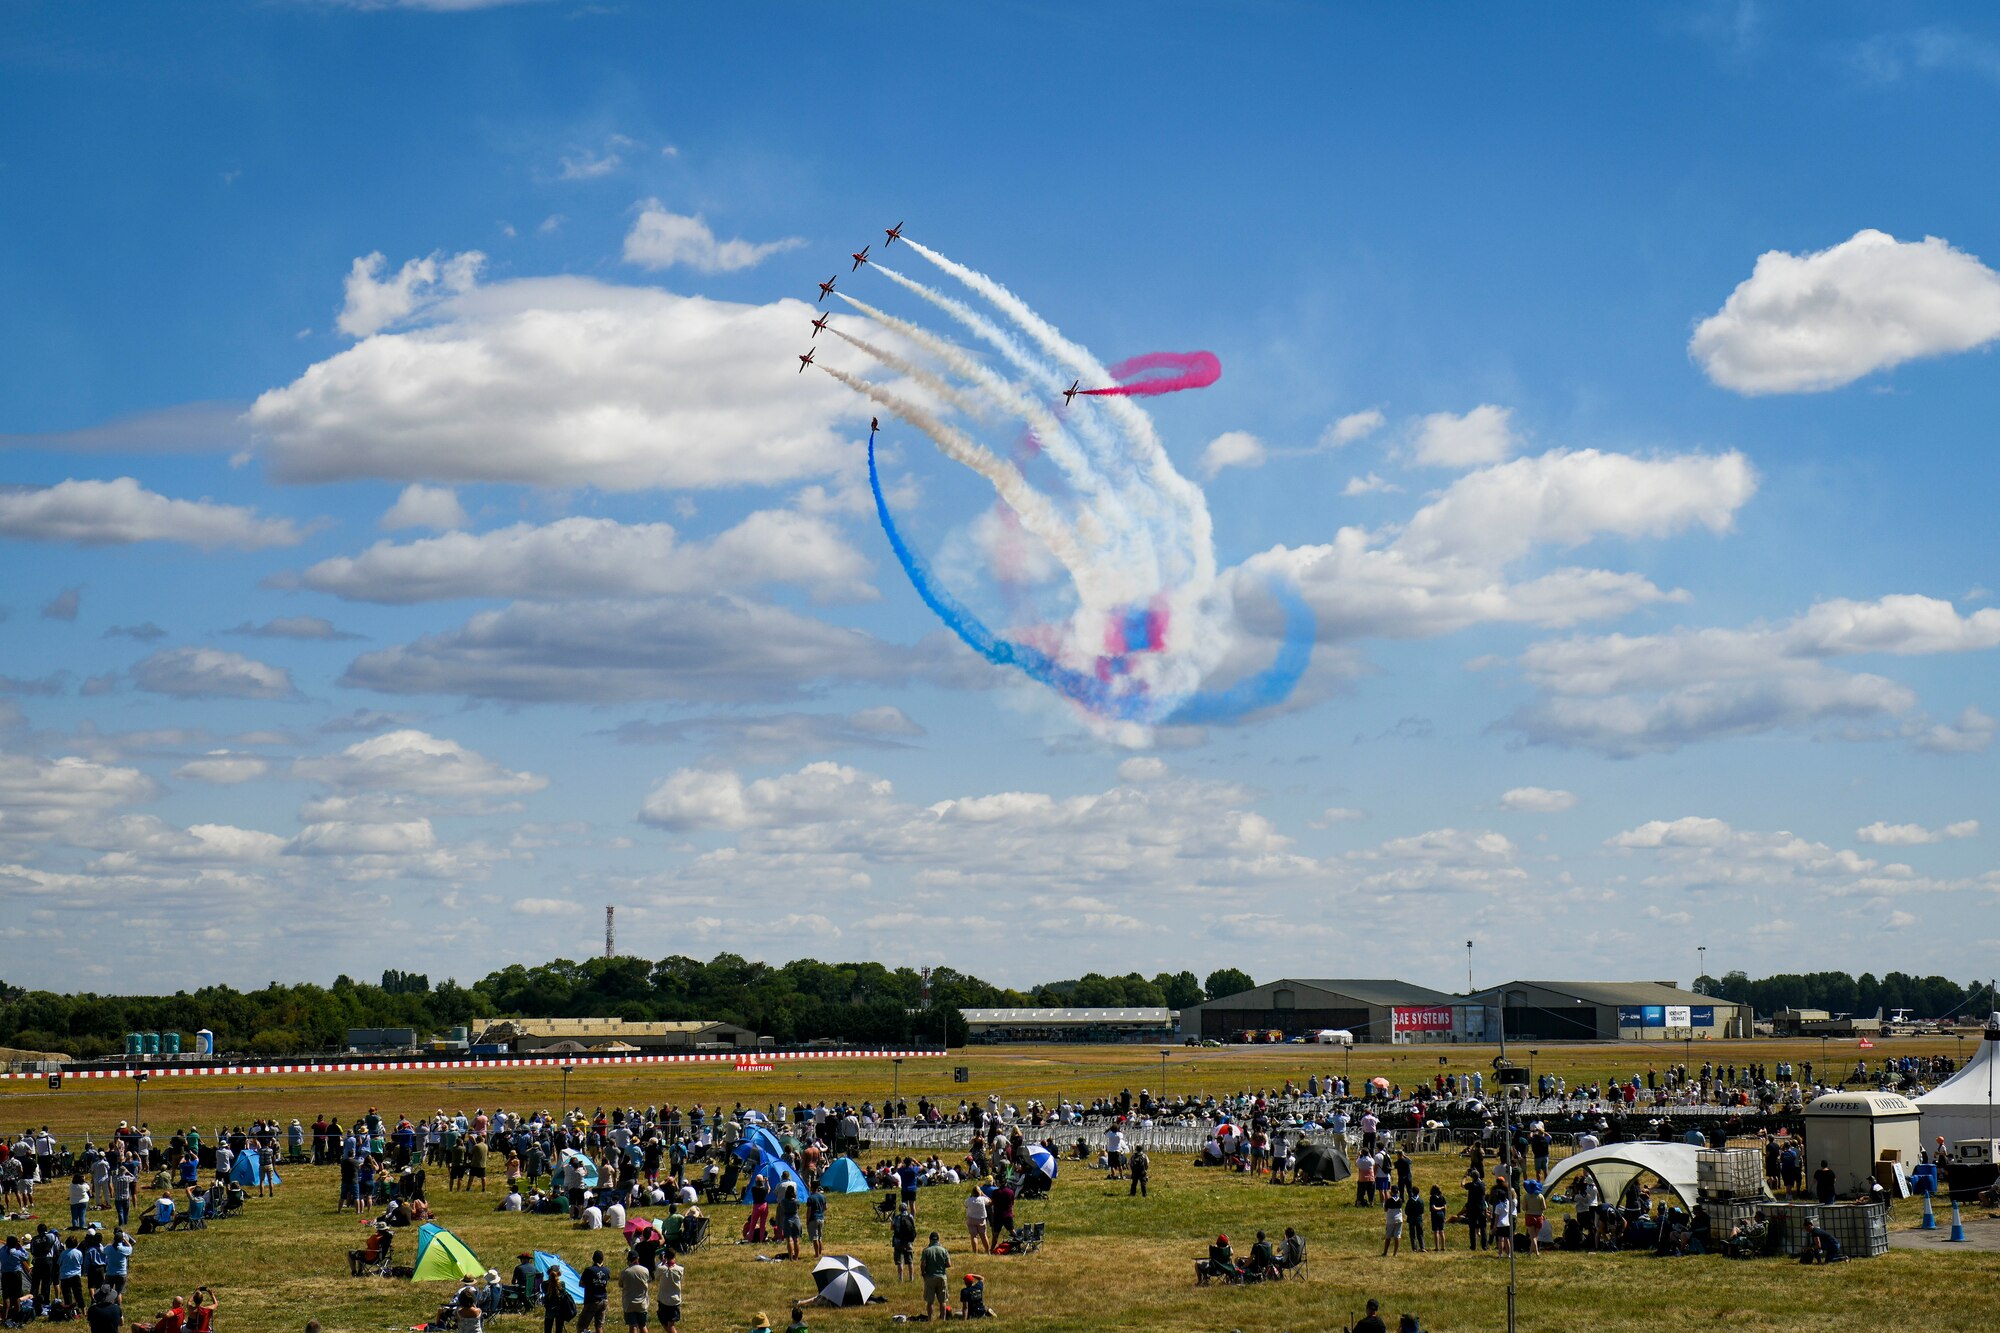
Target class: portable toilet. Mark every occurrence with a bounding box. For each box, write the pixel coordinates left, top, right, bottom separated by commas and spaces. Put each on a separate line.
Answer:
162, 1031, 182, 1056
141, 1032, 160, 1055
1803, 1091, 1923, 1195
196, 1029, 215, 1055
125, 1033, 143, 1057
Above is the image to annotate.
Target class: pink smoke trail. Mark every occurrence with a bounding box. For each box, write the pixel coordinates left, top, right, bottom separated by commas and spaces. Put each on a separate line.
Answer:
1078, 350, 1222, 398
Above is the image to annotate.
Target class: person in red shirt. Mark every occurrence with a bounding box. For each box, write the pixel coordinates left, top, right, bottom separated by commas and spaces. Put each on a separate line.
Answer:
133, 1295, 185, 1333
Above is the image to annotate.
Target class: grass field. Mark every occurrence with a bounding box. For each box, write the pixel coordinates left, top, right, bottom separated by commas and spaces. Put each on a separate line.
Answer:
4, 1040, 1994, 1333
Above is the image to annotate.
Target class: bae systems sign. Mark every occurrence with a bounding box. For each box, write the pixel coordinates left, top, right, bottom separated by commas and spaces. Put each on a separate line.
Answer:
1393, 1006, 1454, 1032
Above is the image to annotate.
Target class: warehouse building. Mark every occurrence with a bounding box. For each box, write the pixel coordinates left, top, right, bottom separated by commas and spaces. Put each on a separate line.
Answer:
961, 1007, 1177, 1044
1461, 980, 1749, 1041
472, 1017, 758, 1053
1176, 979, 1463, 1044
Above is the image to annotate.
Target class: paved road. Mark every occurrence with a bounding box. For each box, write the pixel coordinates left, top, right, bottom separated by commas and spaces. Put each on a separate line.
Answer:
1890, 1213, 2000, 1253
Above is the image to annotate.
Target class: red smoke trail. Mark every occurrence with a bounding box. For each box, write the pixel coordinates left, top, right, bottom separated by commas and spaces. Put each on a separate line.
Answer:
1078, 350, 1221, 398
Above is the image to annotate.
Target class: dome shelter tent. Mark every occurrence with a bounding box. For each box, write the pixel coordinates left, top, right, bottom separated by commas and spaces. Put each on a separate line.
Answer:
410, 1223, 483, 1282
821, 1157, 870, 1193
1914, 1012, 2000, 1150
1543, 1142, 1720, 1212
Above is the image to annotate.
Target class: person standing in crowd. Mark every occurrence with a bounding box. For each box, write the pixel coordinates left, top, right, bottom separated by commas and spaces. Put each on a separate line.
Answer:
1814, 1159, 1838, 1205
619, 1250, 652, 1331
577, 1251, 610, 1333
806, 1179, 827, 1261
963, 1185, 989, 1255
1129, 1144, 1150, 1198
654, 1251, 683, 1333
920, 1232, 952, 1322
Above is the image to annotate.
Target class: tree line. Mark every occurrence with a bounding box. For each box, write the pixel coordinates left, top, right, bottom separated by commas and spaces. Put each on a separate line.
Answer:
3, 959, 1987, 1060
1699, 970, 1994, 1024
0, 958, 1260, 1059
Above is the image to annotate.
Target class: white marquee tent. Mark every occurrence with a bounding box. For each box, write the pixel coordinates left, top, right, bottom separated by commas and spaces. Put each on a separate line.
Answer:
1914, 1013, 2000, 1150
1543, 1141, 1705, 1211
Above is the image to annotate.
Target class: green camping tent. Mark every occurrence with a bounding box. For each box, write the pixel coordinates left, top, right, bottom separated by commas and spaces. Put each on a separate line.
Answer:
411, 1223, 483, 1282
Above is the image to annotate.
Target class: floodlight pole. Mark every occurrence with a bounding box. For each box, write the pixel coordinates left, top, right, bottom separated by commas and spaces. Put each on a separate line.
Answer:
132, 1071, 148, 1124
561, 1063, 574, 1116
1496, 998, 1516, 1333
1159, 1048, 1169, 1102
1697, 947, 1707, 992
893, 1058, 903, 1102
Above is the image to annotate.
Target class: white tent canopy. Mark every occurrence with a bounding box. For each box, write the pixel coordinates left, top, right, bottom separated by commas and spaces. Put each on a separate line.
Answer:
1544, 1142, 1704, 1211
1914, 1013, 2000, 1149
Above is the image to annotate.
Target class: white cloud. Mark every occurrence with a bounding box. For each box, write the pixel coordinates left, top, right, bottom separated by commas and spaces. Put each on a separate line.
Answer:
0, 752, 158, 836
287, 819, 437, 856
291, 511, 872, 604
1408, 405, 1516, 468
131, 648, 296, 701
292, 729, 546, 798
1341, 473, 1399, 497
342, 596, 940, 704
228, 616, 361, 641
1500, 786, 1577, 813
1312, 807, 1366, 826
1907, 706, 1996, 755
558, 148, 621, 181
1320, 409, 1385, 449
609, 707, 926, 765
250, 276, 863, 491
1856, 819, 1979, 846
0, 477, 302, 550
640, 761, 894, 832
1691, 230, 2000, 393
1117, 757, 1168, 783
380, 483, 469, 532
1398, 448, 1756, 565
1239, 448, 1751, 645
174, 752, 273, 785
622, 202, 805, 274
336, 250, 484, 338
517, 897, 583, 917
1199, 431, 1266, 477
1347, 827, 1525, 894
1606, 815, 1951, 899
1503, 594, 2000, 755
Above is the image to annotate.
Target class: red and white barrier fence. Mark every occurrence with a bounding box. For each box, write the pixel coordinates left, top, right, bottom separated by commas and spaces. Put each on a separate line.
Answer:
2, 1048, 943, 1082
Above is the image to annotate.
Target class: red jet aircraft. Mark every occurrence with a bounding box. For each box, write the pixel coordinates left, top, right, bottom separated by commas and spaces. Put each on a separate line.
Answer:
1062, 379, 1080, 406
851, 245, 870, 271
817, 275, 837, 302
810, 312, 831, 337
797, 347, 816, 374
884, 221, 904, 246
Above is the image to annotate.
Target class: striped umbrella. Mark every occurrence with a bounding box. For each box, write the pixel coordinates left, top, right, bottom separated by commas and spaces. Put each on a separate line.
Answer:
1025, 1144, 1058, 1180
812, 1255, 876, 1307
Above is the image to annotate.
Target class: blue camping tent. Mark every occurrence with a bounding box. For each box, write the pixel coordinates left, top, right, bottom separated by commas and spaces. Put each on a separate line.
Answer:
741, 1157, 806, 1205
228, 1148, 279, 1187
534, 1251, 584, 1304
821, 1157, 870, 1194
559, 1149, 600, 1188
735, 1125, 786, 1165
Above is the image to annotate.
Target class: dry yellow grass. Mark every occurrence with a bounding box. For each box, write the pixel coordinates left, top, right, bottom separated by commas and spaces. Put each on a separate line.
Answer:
3, 1040, 1991, 1333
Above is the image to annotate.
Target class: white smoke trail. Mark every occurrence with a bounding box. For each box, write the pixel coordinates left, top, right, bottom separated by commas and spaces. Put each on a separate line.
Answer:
813, 362, 1107, 603
903, 239, 1217, 591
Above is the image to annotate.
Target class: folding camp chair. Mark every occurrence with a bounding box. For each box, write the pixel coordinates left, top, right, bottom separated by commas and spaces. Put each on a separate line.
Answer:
679, 1214, 710, 1252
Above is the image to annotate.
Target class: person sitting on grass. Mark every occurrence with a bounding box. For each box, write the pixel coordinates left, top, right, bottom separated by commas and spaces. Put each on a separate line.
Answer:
1275, 1226, 1306, 1276
1799, 1222, 1843, 1265
787, 1305, 810, 1333
958, 1273, 991, 1319
1346, 1297, 1386, 1333
86, 1283, 122, 1333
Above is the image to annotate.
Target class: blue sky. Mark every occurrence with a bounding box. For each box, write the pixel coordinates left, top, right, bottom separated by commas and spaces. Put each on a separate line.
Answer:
2, 2, 1997, 995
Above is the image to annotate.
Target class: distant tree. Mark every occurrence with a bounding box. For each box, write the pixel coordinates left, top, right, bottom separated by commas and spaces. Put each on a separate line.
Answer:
1204, 968, 1255, 1001
1154, 971, 1204, 1009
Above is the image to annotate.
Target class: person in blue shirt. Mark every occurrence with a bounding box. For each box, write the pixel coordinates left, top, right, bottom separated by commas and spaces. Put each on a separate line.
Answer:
103, 1230, 133, 1296
58, 1236, 85, 1309
806, 1185, 828, 1260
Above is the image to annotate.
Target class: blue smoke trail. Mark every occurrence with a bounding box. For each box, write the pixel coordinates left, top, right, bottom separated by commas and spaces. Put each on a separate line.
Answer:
868, 428, 1140, 720
1165, 581, 1317, 725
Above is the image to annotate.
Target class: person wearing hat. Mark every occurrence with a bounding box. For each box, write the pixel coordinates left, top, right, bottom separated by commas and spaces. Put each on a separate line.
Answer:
749, 1314, 771, 1333
478, 1269, 504, 1317
512, 1252, 540, 1308
86, 1282, 122, 1333
618, 1249, 652, 1329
